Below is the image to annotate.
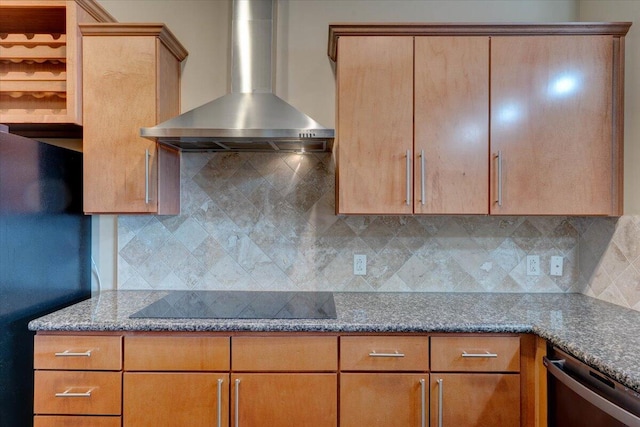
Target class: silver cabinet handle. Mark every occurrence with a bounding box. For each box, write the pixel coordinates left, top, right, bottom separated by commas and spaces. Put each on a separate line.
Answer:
217, 378, 223, 427
406, 149, 411, 206
420, 150, 425, 206
420, 379, 426, 427
437, 378, 443, 427
55, 388, 93, 398
368, 351, 405, 358
144, 149, 150, 204
235, 378, 240, 427
461, 351, 498, 358
54, 350, 92, 357
497, 150, 503, 206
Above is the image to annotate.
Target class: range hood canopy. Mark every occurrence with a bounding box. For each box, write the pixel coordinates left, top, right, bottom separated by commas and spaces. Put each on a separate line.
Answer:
141, 0, 334, 152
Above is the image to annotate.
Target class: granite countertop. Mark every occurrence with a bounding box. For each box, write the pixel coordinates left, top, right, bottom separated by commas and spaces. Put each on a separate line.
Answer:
29, 290, 640, 393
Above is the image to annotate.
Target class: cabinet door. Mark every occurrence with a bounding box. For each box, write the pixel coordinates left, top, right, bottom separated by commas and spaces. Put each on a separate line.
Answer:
414, 37, 489, 214
83, 35, 159, 213
336, 36, 414, 214
490, 35, 614, 215
123, 373, 229, 427
430, 373, 520, 427
341, 373, 427, 427
231, 374, 337, 427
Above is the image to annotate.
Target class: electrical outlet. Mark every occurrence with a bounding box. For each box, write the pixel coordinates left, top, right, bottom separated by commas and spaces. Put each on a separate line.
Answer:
550, 256, 564, 276
526, 255, 540, 276
353, 254, 367, 275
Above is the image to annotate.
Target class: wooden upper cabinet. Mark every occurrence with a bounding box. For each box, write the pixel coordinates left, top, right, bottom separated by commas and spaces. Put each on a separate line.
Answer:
490, 35, 617, 215
81, 24, 187, 214
336, 36, 414, 214
337, 35, 489, 215
329, 23, 630, 216
414, 36, 489, 214
0, 0, 115, 127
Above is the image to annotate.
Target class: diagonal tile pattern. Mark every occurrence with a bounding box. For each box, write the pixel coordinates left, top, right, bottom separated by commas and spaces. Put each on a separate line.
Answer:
117, 152, 639, 312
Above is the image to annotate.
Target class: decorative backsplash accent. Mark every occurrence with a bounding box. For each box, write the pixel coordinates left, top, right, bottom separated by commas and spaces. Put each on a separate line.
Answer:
117, 152, 639, 312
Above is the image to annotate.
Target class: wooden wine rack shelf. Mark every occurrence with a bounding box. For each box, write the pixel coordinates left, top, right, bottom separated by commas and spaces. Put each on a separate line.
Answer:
0, 0, 115, 131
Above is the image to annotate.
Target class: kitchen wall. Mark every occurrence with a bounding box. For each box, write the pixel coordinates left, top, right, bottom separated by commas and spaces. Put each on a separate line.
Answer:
94, 0, 640, 312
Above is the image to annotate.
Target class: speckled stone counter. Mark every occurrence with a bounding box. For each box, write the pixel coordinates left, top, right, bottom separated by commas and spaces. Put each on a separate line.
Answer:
29, 291, 640, 393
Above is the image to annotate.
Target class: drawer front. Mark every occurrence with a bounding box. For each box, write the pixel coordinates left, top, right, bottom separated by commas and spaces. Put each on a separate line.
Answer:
34, 371, 122, 415
34, 416, 121, 427
124, 335, 230, 371
431, 336, 520, 372
35, 335, 122, 370
341, 336, 429, 371
232, 336, 338, 371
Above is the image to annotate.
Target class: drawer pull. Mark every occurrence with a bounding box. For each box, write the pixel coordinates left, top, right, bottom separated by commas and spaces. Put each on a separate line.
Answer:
461, 351, 498, 358
54, 350, 92, 357
55, 388, 93, 398
368, 351, 405, 358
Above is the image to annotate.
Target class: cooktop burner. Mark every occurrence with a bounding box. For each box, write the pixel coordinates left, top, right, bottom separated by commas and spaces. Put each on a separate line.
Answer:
130, 291, 337, 320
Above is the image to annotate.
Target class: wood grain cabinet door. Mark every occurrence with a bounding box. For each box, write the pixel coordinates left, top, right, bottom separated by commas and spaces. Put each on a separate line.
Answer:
430, 373, 520, 427
340, 373, 428, 427
490, 35, 615, 215
414, 36, 489, 214
336, 36, 414, 214
123, 372, 229, 427
231, 374, 337, 427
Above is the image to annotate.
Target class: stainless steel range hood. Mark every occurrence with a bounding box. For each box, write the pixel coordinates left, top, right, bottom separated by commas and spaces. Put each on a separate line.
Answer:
141, 0, 334, 152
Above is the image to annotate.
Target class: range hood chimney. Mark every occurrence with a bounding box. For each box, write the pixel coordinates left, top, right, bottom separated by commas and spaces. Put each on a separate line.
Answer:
141, 0, 334, 152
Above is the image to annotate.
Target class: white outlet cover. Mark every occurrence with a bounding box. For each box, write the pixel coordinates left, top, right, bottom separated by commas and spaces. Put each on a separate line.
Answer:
353, 254, 367, 275
526, 255, 541, 276
550, 256, 564, 276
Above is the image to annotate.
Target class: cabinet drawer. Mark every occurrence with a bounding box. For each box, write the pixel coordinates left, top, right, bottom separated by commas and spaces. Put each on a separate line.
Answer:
124, 335, 230, 371
232, 336, 338, 371
34, 335, 122, 370
431, 336, 520, 372
341, 336, 429, 371
34, 371, 121, 415
34, 416, 121, 427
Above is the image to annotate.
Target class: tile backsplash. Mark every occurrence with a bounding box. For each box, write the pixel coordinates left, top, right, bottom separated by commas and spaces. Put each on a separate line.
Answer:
117, 152, 640, 312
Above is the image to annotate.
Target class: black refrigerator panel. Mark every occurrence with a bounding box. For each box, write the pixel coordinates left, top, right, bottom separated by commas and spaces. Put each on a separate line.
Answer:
0, 130, 91, 427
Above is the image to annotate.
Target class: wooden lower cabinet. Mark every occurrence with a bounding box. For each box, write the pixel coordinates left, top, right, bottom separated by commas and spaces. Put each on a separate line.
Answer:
34, 332, 540, 427
123, 373, 229, 427
340, 373, 427, 427
430, 373, 520, 427
231, 374, 337, 427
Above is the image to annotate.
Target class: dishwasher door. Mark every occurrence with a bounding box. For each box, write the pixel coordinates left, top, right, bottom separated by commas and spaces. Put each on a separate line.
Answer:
544, 347, 640, 427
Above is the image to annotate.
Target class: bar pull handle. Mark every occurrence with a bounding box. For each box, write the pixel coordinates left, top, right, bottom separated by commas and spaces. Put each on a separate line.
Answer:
54, 350, 92, 357
462, 351, 498, 358
145, 149, 150, 204
217, 378, 223, 427
437, 378, 443, 427
420, 379, 426, 427
235, 378, 240, 427
368, 351, 405, 358
406, 149, 412, 206
420, 150, 425, 206
497, 150, 503, 206
55, 388, 93, 398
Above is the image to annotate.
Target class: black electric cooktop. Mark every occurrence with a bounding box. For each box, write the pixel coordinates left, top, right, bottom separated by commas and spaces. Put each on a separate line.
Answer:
130, 291, 337, 320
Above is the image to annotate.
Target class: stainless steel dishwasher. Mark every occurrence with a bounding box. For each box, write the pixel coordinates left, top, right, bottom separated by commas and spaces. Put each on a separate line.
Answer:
544, 346, 640, 427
